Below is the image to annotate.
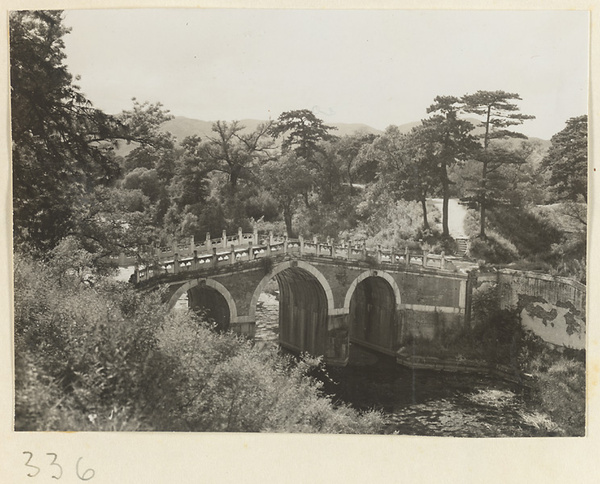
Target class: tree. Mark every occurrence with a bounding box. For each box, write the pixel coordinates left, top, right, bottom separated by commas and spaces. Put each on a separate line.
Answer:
269, 109, 338, 165
461, 90, 535, 238
262, 154, 313, 236
118, 100, 176, 180
10, 11, 122, 251
197, 120, 275, 190
336, 133, 377, 194
359, 126, 437, 230
541, 115, 587, 203
422, 96, 477, 236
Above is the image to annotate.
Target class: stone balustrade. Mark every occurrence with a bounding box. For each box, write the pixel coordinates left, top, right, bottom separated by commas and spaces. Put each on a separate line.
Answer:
132, 228, 453, 283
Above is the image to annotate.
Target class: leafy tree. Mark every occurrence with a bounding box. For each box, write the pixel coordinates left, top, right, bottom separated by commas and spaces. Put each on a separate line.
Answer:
269, 109, 338, 166
10, 11, 122, 251
118, 100, 177, 180
421, 96, 478, 236
262, 154, 313, 236
360, 125, 437, 230
336, 132, 377, 194
461, 90, 535, 237
541, 115, 587, 203
194, 121, 275, 190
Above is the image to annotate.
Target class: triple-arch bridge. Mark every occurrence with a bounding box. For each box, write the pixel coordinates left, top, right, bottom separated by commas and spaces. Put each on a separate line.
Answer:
133, 231, 471, 365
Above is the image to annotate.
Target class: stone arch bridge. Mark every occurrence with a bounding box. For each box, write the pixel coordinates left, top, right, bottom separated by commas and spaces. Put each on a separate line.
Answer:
134, 230, 471, 365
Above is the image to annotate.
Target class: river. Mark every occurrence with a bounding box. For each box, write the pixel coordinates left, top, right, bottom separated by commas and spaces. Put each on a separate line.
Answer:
255, 290, 553, 437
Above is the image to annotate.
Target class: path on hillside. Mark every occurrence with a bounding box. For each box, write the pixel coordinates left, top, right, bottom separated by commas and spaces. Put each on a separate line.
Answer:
430, 198, 468, 238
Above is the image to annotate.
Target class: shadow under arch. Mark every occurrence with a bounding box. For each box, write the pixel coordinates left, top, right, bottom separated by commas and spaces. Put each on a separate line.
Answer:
249, 260, 335, 355
343, 269, 402, 312
167, 278, 238, 324
249, 260, 335, 321
344, 269, 402, 353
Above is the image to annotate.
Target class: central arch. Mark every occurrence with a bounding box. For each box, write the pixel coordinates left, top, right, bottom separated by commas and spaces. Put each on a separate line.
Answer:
249, 260, 335, 355
345, 270, 401, 352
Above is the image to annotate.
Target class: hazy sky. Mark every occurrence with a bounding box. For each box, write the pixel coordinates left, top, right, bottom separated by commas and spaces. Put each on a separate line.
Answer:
62, 9, 588, 139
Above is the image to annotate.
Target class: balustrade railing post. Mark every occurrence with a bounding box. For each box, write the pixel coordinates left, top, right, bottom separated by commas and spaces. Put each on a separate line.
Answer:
192, 250, 198, 271
238, 227, 243, 246
212, 247, 218, 268
423, 249, 428, 268
134, 265, 140, 284
222, 230, 227, 249
230, 247, 236, 265
299, 235, 304, 256
405, 247, 409, 267
314, 236, 320, 256
283, 234, 288, 254
248, 241, 254, 260
441, 251, 446, 270
269, 231, 274, 245
362, 241, 367, 260
390, 247, 395, 265
253, 226, 258, 245
377, 244, 382, 263
190, 236, 195, 254
206, 232, 211, 250
346, 240, 351, 260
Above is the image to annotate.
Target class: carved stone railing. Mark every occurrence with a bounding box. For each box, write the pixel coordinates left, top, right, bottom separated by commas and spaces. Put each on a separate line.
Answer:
131, 228, 455, 283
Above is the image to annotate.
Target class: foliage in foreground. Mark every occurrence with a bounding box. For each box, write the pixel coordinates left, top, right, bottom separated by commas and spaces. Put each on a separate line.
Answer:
14, 248, 383, 433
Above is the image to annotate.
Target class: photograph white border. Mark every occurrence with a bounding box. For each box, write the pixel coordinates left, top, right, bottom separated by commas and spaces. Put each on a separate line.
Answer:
1, 1, 598, 483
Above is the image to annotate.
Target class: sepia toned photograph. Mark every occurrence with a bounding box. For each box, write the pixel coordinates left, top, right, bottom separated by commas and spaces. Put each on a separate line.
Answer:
10, 7, 588, 439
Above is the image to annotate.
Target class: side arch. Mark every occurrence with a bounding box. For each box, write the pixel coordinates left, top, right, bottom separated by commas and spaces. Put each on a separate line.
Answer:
167, 278, 238, 322
248, 260, 335, 321
343, 269, 402, 312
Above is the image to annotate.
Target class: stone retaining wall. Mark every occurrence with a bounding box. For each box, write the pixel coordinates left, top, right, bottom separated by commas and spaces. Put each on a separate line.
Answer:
475, 269, 586, 350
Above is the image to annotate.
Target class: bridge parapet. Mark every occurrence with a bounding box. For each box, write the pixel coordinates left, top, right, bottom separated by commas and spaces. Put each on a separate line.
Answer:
134, 229, 455, 283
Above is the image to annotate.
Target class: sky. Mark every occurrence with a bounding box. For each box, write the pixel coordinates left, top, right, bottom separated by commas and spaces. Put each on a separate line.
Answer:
61, 9, 589, 140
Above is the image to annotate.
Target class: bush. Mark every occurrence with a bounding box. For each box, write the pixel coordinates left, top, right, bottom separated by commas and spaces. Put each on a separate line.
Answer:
14, 247, 384, 433
469, 236, 519, 264
532, 357, 585, 436
487, 206, 562, 261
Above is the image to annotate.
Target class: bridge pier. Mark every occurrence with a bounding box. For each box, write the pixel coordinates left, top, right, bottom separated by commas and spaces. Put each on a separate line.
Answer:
230, 317, 256, 338
325, 310, 350, 365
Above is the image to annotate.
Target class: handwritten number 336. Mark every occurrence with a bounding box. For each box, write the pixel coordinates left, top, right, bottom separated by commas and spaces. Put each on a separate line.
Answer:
23, 452, 95, 480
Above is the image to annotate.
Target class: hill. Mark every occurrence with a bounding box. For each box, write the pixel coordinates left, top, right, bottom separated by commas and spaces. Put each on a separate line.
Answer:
160, 116, 384, 142
114, 115, 549, 158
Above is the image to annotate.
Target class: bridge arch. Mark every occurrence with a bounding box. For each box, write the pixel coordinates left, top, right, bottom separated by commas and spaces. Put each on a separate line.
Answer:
167, 278, 238, 323
345, 269, 402, 353
249, 260, 335, 321
249, 260, 335, 355
343, 269, 402, 312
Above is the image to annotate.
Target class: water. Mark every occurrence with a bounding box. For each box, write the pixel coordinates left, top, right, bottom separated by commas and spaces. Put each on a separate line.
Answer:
254, 290, 552, 437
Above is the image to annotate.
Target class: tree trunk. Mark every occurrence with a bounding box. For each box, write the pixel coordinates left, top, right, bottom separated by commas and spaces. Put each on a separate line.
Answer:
479, 106, 492, 239
479, 159, 487, 238
441, 161, 450, 237
421, 197, 430, 231
283, 205, 294, 237
302, 190, 310, 208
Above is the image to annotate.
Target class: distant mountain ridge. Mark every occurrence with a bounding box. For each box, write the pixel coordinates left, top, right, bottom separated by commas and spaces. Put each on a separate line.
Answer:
160, 116, 385, 142
115, 115, 549, 158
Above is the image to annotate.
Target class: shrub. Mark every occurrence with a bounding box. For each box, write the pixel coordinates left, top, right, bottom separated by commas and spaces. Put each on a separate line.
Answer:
532, 357, 585, 436
469, 236, 519, 264
14, 246, 384, 433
